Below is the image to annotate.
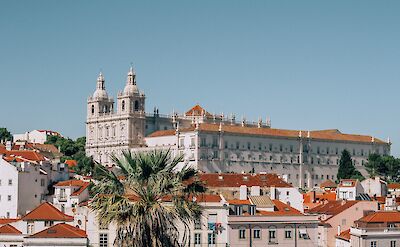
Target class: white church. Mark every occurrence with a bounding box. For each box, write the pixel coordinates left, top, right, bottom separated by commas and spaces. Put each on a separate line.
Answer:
86, 67, 391, 188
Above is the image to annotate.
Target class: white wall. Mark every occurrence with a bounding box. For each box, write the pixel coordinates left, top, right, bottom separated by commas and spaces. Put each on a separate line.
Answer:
0, 158, 19, 218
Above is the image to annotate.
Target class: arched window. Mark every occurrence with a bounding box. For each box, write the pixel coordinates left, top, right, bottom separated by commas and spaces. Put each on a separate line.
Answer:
91, 105, 94, 115
135, 100, 139, 111
122, 100, 125, 111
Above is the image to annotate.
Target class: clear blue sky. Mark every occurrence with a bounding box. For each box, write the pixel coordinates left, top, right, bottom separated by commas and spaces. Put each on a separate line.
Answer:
1, 1, 399, 155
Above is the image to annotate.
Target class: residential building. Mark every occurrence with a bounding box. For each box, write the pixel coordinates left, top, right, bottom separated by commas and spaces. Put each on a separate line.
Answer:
336, 179, 364, 201
308, 200, 378, 247
361, 177, 387, 197
228, 198, 319, 247
197, 173, 304, 212
13, 130, 62, 144
350, 211, 400, 247
388, 183, 400, 197
85, 67, 390, 189
0, 224, 23, 247
0, 157, 48, 218
52, 179, 90, 214
335, 229, 351, 247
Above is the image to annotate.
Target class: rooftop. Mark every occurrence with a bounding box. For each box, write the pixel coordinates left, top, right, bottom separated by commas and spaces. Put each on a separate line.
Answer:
356, 211, 400, 223
308, 200, 359, 219
22, 202, 73, 222
258, 200, 303, 216
198, 173, 292, 188
147, 122, 385, 144
54, 180, 90, 196
0, 224, 22, 235
27, 223, 86, 238
336, 229, 350, 241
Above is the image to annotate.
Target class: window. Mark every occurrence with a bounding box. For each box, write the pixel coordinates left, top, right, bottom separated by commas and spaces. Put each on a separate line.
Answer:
269, 144, 273, 151
99, 233, 108, 247
194, 218, 201, 229
8, 195, 11, 201
41, 178, 45, 187
91, 105, 94, 115
121, 100, 125, 111
44, 221, 54, 227
285, 229, 292, 239
391, 240, 396, 247
236, 142, 240, 149
280, 144, 283, 152
253, 229, 261, 239
194, 233, 201, 245
370, 241, 377, 247
269, 229, 276, 242
239, 229, 246, 239
317, 147, 320, 154
134, 100, 139, 111
247, 142, 251, 150
201, 137, 207, 147
6, 212, 10, 218
290, 145, 293, 152
8, 179, 12, 186
208, 233, 216, 245
234, 205, 243, 215
27, 222, 34, 234
213, 150, 219, 159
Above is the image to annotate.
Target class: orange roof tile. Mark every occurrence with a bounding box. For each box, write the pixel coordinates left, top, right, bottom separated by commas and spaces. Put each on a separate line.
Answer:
65, 160, 78, 167
0, 218, 20, 225
22, 202, 73, 221
336, 229, 350, 241
27, 223, 86, 238
356, 211, 400, 223
148, 123, 385, 144
228, 199, 251, 205
185, 104, 212, 117
55, 180, 90, 196
258, 200, 303, 216
388, 183, 400, 189
308, 200, 359, 219
338, 179, 358, 188
198, 173, 292, 188
320, 180, 337, 188
0, 224, 22, 235
4, 150, 46, 162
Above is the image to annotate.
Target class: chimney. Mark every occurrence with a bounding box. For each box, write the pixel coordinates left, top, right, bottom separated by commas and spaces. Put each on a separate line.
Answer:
270, 186, 276, 200
337, 225, 341, 235
239, 185, 247, 200
6, 141, 12, 151
310, 190, 316, 203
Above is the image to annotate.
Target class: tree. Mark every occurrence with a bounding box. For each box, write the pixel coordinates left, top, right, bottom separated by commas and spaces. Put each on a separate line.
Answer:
0, 128, 12, 142
365, 154, 400, 182
90, 149, 206, 247
337, 149, 364, 181
365, 153, 382, 178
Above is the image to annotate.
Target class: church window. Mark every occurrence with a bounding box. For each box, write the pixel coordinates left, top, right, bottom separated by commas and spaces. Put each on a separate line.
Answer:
91, 105, 94, 115
122, 100, 125, 111
135, 100, 139, 111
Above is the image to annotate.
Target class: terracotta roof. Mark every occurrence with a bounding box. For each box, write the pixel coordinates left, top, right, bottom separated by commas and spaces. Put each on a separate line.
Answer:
0, 218, 20, 225
388, 183, 400, 190
228, 199, 251, 205
55, 180, 90, 196
22, 202, 73, 221
308, 200, 359, 219
258, 200, 303, 216
320, 180, 337, 188
185, 104, 212, 117
303, 191, 337, 203
0, 224, 22, 235
27, 223, 86, 238
65, 160, 78, 167
147, 123, 385, 144
338, 179, 358, 188
4, 150, 46, 162
198, 173, 292, 188
336, 229, 350, 241
356, 211, 400, 223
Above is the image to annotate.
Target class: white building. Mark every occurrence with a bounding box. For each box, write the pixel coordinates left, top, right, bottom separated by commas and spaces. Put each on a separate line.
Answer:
13, 130, 62, 144
361, 177, 387, 197
85, 67, 390, 189
52, 179, 90, 214
336, 179, 364, 201
0, 157, 48, 218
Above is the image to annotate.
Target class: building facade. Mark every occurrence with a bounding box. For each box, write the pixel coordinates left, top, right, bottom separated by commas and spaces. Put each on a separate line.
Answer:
85, 67, 391, 189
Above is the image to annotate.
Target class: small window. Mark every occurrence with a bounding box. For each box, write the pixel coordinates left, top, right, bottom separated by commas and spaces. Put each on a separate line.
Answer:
285, 229, 292, 239
8, 179, 12, 186
8, 195, 11, 201
99, 233, 108, 247
194, 233, 201, 245
208, 233, 216, 245
134, 100, 139, 111
370, 241, 377, 247
194, 218, 201, 230
91, 105, 94, 115
253, 229, 261, 239
121, 100, 125, 111
239, 229, 246, 239
391, 240, 396, 247
269, 229, 276, 242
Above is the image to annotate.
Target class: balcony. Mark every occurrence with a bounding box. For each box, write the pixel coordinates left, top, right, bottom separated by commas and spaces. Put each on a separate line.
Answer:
351, 227, 400, 237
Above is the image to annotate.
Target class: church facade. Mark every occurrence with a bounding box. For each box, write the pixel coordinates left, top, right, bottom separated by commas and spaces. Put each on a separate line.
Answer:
86, 67, 391, 188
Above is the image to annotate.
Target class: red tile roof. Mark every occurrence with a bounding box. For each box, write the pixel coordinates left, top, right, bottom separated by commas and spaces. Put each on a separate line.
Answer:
22, 202, 73, 221
336, 229, 350, 241
27, 223, 86, 238
356, 211, 400, 223
308, 200, 359, 219
0, 224, 22, 235
388, 183, 400, 190
228, 199, 251, 205
64, 160, 78, 167
338, 179, 358, 188
303, 191, 337, 203
258, 200, 303, 216
3, 150, 46, 162
185, 104, 212, 117
320, 180, 337, 188
198, 173, 292, 188
0, 218, 20, 225
148, 123, 385, 144
55, 180, 90, 196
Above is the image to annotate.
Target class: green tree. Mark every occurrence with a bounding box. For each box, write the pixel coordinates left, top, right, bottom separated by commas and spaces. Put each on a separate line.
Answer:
366, 154, 400, 182
337, 149, 364, 180
365, 153, 382, 178
0, 128, 12, 142
90, 149, 206, 247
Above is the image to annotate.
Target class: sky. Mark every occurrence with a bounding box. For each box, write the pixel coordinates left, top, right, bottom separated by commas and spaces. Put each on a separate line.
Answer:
0, 1, 399, 155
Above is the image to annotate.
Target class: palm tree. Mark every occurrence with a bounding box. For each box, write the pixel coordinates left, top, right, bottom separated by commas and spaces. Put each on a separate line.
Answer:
90, 149, 206, 247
